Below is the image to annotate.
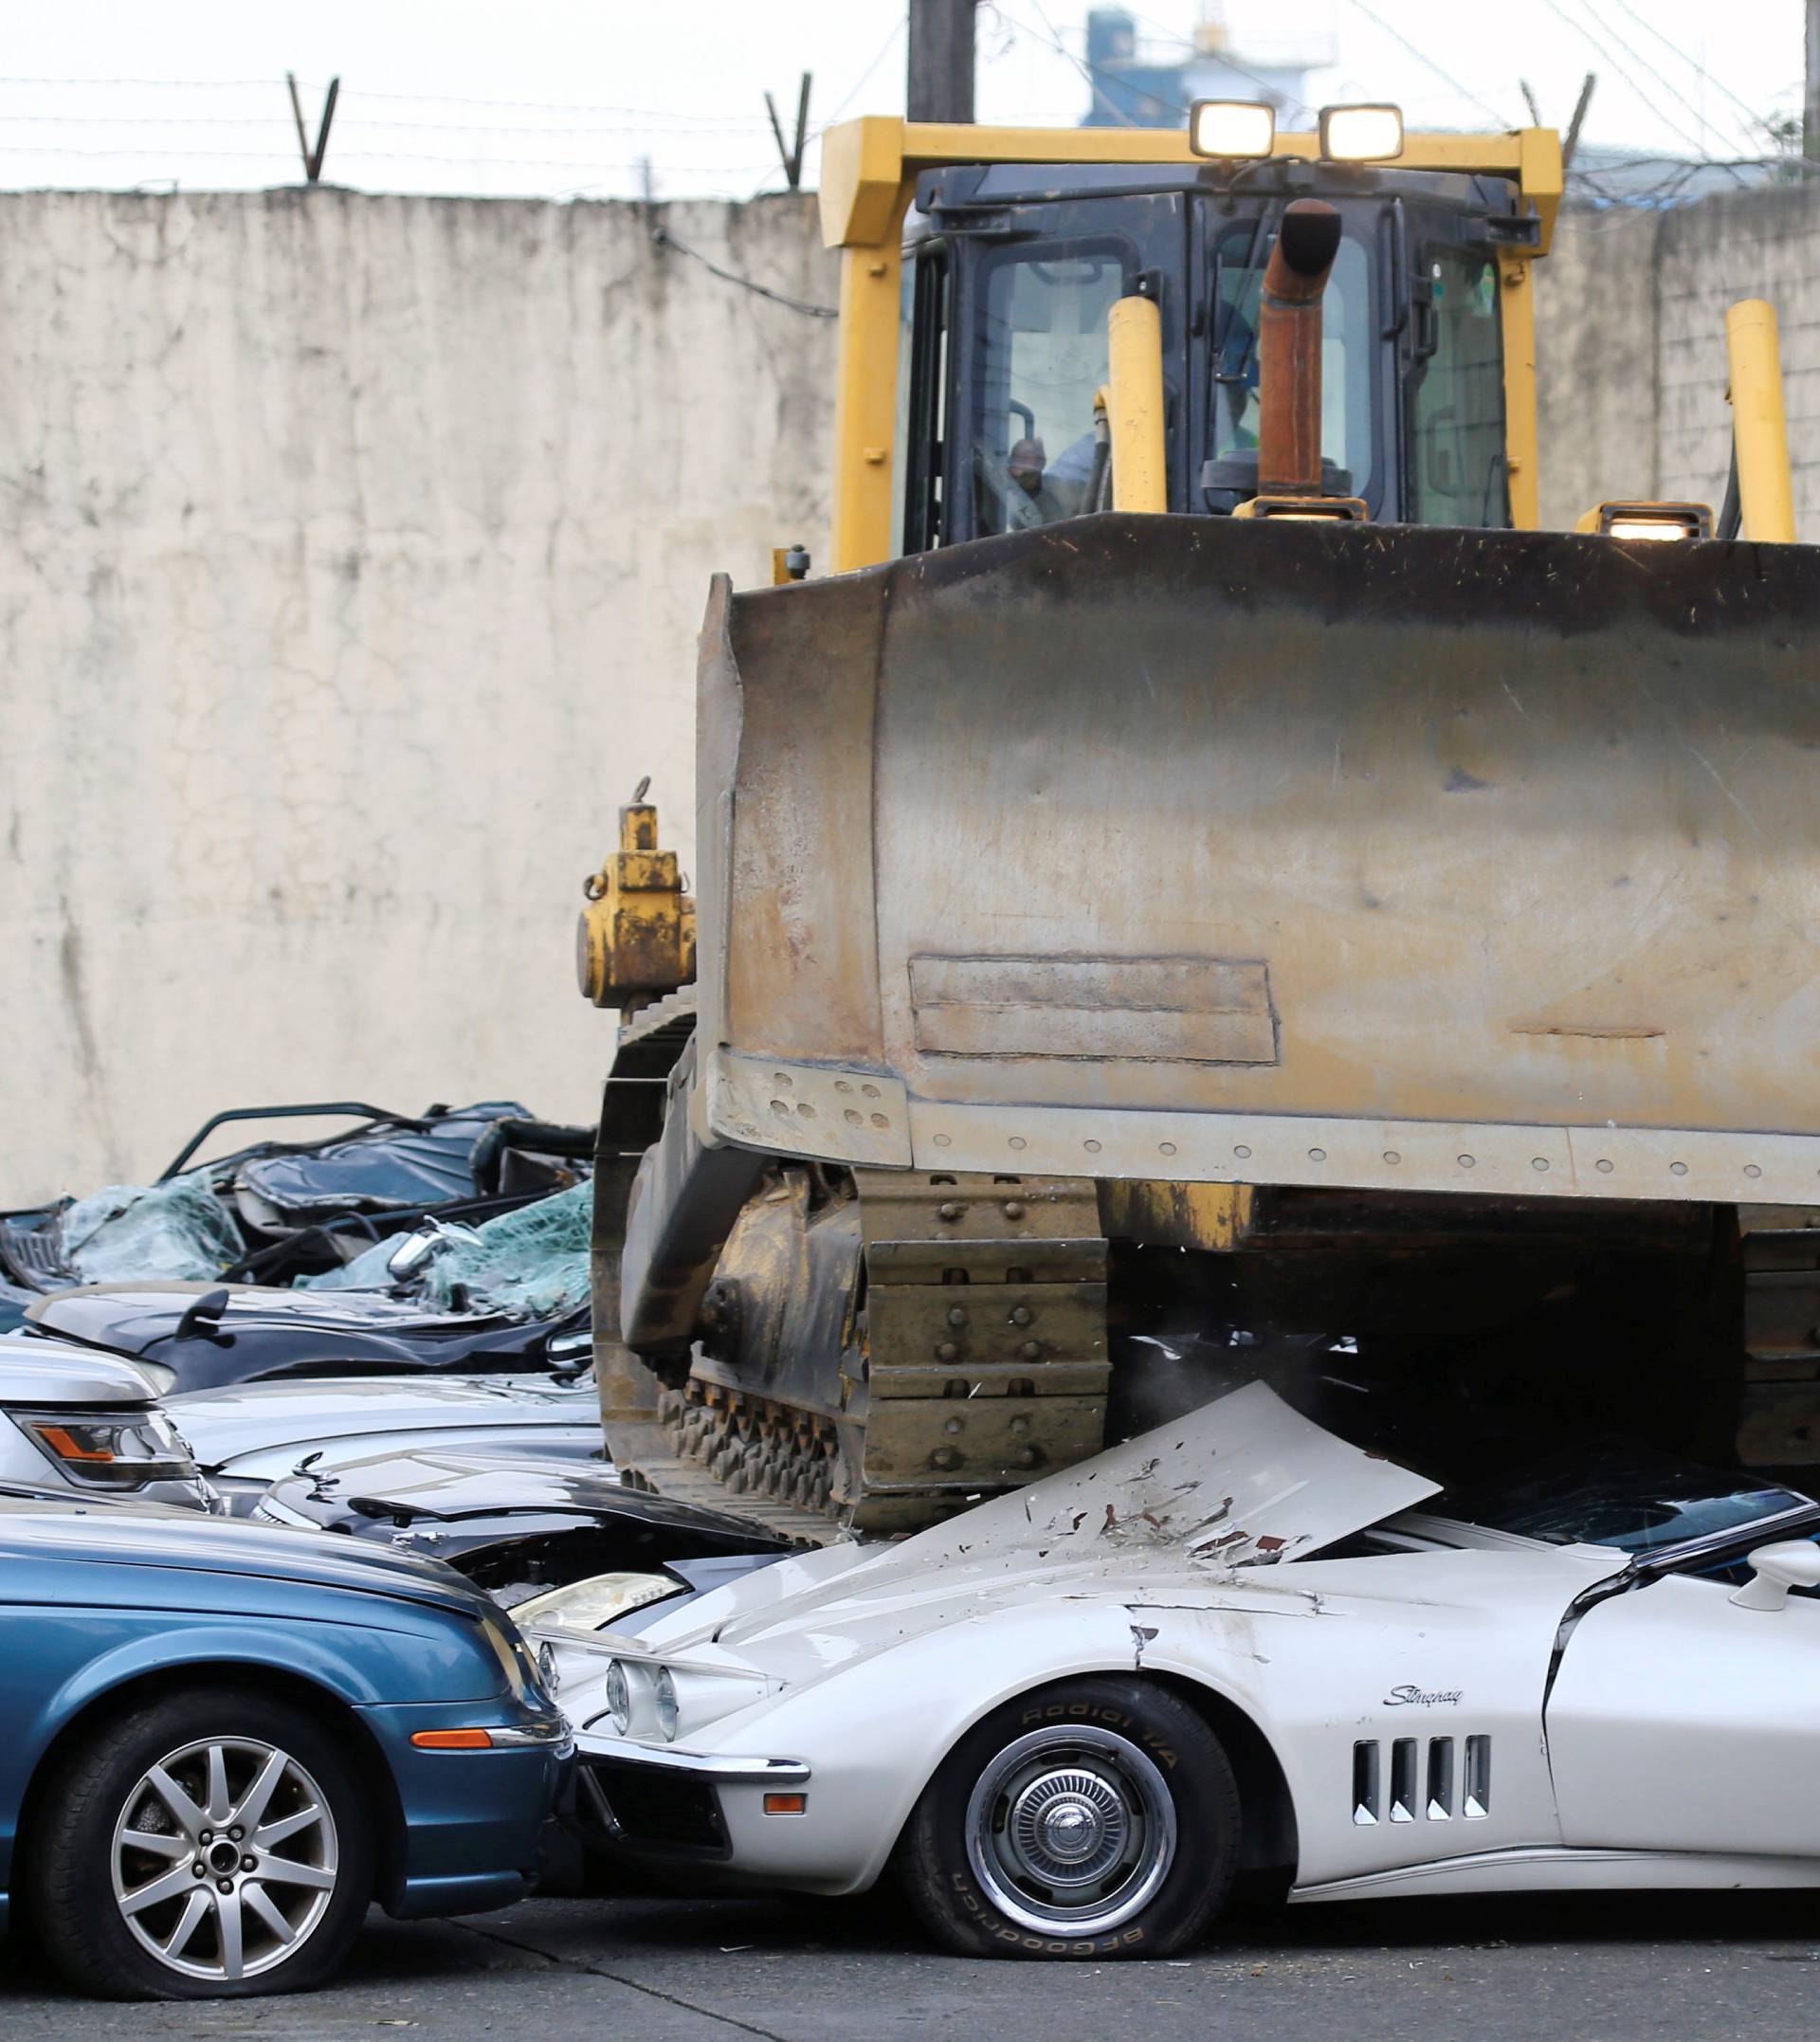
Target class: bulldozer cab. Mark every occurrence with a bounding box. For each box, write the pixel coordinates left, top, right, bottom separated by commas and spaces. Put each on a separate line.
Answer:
818, 117, 1562, 566
899, 160, 1520, 548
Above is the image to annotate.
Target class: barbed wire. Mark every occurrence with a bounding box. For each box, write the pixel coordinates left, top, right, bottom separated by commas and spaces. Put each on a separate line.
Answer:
0, 112, 783, 136
0, 71, 831, 194
0, 76, 789, 122
0, 54, 1800, 210
1564, 151, 1812, 210
0, 144, 788, 173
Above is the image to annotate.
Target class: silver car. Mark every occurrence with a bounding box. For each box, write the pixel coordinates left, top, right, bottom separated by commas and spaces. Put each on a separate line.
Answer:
0, 1333, 213, 1508
167, 1370, 606, 1509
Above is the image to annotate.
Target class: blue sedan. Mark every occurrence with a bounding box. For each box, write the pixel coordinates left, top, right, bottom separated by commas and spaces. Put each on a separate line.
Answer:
0, 1494, 570, 1999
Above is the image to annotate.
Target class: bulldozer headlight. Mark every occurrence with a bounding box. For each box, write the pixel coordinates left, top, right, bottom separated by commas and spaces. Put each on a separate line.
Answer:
1583, 501, 1714, 542
1320, 103, 1404, 162
1237, 495, 1371, 523
1609, 519, 1692, 542
1189, 100, 1276, 160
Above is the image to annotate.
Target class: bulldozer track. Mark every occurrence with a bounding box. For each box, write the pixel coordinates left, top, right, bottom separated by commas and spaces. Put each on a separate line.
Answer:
612, 1384, 844, 1546
614, 1169, 1114, 1536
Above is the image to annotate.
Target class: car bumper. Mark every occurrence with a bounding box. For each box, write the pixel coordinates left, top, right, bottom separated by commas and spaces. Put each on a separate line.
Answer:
360, 1703, 573, 1917
574, 1733, 810, 1787
568, 1732, 858, 1889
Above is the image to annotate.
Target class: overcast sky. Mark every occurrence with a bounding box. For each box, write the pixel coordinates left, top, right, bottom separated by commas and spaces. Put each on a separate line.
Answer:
0, 0, 1803, 201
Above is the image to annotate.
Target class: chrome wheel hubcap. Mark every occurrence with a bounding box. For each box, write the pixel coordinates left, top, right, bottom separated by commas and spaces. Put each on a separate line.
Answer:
109, 1736, 338, 1981
966, 1724, 1176, 1937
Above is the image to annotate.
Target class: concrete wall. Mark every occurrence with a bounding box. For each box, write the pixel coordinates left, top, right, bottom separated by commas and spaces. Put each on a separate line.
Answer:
7, 176, 1817, 1205
1536, 184, 1820, 531
0, 189, 838, 1204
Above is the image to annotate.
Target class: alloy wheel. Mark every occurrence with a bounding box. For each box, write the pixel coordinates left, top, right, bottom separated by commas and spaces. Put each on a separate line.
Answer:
108, 1735, 339, 1982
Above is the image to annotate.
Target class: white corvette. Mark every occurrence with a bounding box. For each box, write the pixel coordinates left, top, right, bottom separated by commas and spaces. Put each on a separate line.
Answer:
539, 1384, 1820, 1960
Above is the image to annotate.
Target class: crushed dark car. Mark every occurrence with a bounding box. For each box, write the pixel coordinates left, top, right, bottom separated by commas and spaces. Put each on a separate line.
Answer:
0, 1100, 592, 1298
252, 1448, 794, 1609
9, 1104, 598, 1390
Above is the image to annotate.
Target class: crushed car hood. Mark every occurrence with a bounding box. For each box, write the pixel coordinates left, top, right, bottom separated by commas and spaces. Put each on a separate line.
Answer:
265, 1448, 789, 1551
28, 1284, 566, 1393
646, 1383, 1440, 1655
165, 1372, 601, 1473
31, 1283, 520, 1352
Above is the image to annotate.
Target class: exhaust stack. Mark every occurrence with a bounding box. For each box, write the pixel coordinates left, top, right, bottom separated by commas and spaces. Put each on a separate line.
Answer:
1257, 198, 1343, 497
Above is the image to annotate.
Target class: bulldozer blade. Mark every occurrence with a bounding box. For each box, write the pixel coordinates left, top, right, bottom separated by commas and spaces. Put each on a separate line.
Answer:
692, 512, 1820, 1208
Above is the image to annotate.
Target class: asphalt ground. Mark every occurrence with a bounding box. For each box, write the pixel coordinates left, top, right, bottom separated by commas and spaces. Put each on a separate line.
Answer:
5, 1886, 1820, 2040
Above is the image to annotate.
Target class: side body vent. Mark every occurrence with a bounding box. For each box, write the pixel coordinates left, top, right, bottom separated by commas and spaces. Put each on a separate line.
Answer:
1353, 1735, 1490, 1826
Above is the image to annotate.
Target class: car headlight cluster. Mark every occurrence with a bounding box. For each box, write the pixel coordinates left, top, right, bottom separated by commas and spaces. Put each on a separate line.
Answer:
592, 1656, 772, 1743
601, 1656, 670, 1739
18, 1408, 201, 1490
653, 1668, 680, 1741
604, 1658, 631, 1730
512, 1571, 683, 1634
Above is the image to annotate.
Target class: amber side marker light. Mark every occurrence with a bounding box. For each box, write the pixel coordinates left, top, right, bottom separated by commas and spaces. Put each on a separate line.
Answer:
411, 1728, 496, 1750
763, 1793, 808, 1815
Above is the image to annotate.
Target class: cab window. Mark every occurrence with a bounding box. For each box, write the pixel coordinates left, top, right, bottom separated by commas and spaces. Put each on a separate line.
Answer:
970, 244, 1128, 537
1408, 248, 1506, 526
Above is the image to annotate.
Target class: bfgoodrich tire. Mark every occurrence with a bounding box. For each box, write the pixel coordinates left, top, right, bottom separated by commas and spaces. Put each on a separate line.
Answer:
895, 1676, 1241, 1960
31, 1685, 375, 2000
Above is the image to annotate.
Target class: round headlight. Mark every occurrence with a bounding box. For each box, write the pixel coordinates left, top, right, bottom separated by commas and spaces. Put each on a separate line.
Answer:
604, 1659, 631, 1735
653, 1667, 680, 1741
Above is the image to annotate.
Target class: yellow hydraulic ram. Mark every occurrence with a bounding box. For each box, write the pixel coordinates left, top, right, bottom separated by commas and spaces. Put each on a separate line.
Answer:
1103, 295, 1167, 514
1726, 299, 1796, 543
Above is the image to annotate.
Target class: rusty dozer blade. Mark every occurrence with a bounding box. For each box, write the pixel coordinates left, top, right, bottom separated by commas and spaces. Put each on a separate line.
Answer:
691, 512, 1820, 1209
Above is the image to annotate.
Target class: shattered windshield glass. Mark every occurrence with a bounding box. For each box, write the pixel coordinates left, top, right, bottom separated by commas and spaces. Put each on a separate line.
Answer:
1440, 1443, 1814, 1555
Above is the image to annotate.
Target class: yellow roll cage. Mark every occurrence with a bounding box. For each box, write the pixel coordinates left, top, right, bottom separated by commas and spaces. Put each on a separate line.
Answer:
816, 116, 1565, 571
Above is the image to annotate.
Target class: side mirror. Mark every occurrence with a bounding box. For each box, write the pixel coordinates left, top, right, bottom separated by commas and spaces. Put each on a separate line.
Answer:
1730, 1539, 1820, 1611
173, 1287, 233, 1345
545, 1327, 592, 1378
386, 1226, 445, 1282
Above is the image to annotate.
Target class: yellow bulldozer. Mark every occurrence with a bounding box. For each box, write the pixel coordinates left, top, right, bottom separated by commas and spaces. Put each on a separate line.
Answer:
576, 107, 1820, 1541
